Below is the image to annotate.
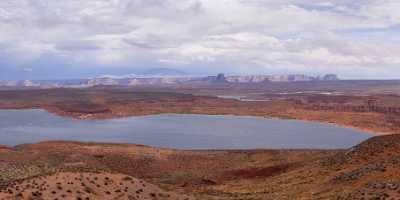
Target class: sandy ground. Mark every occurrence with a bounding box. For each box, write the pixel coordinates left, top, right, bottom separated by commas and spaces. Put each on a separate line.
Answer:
0, 172, 194, 200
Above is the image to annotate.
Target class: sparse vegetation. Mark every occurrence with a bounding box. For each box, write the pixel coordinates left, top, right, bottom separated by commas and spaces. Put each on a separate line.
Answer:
0, 85, 400, 199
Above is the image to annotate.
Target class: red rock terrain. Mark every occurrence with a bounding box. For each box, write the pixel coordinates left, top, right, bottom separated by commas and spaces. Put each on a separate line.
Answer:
0, 86, 400, 199
0, 135, 398, 199
0, 172, 194, 200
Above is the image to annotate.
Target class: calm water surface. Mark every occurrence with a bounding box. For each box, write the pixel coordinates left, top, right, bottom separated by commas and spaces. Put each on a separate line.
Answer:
0, 109, 372, 149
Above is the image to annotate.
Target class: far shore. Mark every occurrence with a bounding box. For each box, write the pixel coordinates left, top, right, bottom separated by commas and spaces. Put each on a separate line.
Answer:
0, 106, 392, 137
0, 88, 398, 138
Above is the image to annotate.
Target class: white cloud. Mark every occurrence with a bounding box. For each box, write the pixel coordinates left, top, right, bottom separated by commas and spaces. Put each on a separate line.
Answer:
0, 0, 399, 78
23, 67, 33, 72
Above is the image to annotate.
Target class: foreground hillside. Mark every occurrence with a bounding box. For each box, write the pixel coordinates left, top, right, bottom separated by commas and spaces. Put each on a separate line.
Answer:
0, 134, 399, 199
0, 172, 194, 200
218, 134, 400, 199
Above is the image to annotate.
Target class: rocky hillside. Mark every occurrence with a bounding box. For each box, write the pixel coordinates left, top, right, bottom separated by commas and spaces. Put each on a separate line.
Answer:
0, 172, 194, 200
217, 134, 400, 199
0, 135, 399, 199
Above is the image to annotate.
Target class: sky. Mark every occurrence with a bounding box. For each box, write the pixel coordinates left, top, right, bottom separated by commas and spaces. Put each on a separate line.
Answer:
0, 0, 400, 80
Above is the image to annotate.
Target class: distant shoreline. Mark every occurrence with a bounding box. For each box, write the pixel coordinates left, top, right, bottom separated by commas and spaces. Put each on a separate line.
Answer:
0, 106, 387, 137
0, 88, 398, 139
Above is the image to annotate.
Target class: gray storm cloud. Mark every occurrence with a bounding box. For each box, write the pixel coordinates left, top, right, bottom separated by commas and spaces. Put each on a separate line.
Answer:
0, 0, 399, 79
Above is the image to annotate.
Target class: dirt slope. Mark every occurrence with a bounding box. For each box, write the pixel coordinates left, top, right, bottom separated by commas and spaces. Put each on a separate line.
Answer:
0, 135, 400, 199
211, 134, 400, 199
0, 172, 194, 200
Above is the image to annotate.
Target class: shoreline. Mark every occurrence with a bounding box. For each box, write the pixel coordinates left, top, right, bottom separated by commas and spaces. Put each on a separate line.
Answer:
5, 140, 349, 152
0, 106, 392, 137
43, 108, 400, 136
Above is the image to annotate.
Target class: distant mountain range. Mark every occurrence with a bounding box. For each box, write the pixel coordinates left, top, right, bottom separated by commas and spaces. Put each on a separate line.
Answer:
95, 68, 187, 79
0, 73, 339, 88
141, 68, 187, 76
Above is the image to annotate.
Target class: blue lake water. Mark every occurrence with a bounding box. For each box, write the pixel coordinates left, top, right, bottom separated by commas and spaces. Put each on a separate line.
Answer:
0, 109, 372, 149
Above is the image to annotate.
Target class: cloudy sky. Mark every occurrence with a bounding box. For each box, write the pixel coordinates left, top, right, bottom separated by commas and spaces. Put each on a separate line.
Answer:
0, 0, 399, 80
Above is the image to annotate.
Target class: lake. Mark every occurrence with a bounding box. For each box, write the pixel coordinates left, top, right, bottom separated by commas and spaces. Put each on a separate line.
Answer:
0, 109, 372, 149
